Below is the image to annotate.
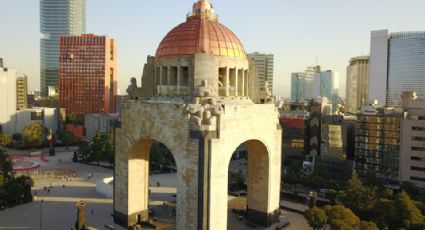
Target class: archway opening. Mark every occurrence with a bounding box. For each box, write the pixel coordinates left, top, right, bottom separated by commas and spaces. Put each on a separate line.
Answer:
128, 139, 177, 229
226, 140, 272, 229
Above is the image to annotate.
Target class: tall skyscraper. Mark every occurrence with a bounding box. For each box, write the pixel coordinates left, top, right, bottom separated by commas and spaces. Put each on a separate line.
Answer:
16, 75, 28, 110
0, 65, 17, 134
248, 52, 274, 95
40, 0, 86, 97
369, 30, 425, 107
290, 65, 339, 106
346, 56, 370, 114
59, 34, 117, 116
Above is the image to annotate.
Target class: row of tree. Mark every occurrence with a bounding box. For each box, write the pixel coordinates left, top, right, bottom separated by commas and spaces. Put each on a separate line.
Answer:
304, 174, 425, 229
0, 123, 76, 149
77, 132, 114, 167
0, 147, 33, 209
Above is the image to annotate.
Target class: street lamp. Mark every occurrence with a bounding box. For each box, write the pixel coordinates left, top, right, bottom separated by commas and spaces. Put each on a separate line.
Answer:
40, 199, 44, 230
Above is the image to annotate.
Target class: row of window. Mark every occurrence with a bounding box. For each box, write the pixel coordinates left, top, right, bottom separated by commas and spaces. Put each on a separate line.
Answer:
412, 147, 425, 152
411, 166, 425, 172
412, 126, 425, 131
410, 176, 425, 183
411, 156, 425, 162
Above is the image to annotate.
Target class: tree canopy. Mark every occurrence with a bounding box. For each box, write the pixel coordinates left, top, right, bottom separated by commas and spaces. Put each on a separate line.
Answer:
305, 207, 327, 230
22, 123, 46, 147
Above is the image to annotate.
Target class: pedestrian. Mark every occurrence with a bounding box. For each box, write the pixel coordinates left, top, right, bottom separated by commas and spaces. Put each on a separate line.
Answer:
63, 184, 65, 189
47, 188, 50, 194
91, 208, 94, 216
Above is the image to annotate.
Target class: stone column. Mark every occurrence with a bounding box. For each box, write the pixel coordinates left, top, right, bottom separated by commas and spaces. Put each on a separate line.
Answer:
224, 67, 229, 97
245, 70, 249, 97
177, 66, 182, 95
167, 66, 171, 95
241, 69, 245, 97
235, 67, 239, 97
159, 66, 163, 96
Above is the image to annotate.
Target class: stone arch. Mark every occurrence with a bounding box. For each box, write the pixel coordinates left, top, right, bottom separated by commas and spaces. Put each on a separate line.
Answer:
127, 137, 180, 226
226, 139, 277, 227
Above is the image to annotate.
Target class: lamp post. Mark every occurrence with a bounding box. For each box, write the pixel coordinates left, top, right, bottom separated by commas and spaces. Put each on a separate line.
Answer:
40, 199, 44, 230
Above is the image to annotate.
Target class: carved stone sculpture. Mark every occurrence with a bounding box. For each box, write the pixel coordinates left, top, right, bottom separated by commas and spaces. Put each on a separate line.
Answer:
127, 77, 138, 98
73, 201, 88, 230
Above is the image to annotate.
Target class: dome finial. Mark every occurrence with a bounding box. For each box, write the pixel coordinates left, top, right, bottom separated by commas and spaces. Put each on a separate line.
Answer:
190, 0, 217, 21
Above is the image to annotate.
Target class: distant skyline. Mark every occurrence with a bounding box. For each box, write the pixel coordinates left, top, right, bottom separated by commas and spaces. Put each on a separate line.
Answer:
1, 0, 424, 98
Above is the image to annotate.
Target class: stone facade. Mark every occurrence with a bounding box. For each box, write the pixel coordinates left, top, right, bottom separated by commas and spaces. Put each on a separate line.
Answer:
114, 1, 281, 229
114, 98, 281, 229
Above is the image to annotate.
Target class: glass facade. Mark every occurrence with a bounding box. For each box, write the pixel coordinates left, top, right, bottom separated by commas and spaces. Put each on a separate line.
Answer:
355, 113, 401, 180
40, 0, 86, 97
387, 32, 425, 107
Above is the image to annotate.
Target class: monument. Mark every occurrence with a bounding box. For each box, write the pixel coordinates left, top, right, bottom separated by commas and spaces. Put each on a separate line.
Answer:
114, 0, 282, 229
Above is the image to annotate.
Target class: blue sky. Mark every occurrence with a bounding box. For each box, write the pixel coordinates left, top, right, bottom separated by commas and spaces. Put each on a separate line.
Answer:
1, 0, 424, 97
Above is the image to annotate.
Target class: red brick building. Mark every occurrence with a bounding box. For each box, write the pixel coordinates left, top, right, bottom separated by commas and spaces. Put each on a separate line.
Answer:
59, 34, 117, 117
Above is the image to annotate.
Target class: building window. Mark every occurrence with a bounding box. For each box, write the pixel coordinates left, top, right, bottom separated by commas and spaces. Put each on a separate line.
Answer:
412, 146, 425, 152
412, 126, 425, 131
412, 136, 425, 141
31, 111, 43, 121
411, 166, 425, 172
411, 156, 425, 162
410, 176, 425, 182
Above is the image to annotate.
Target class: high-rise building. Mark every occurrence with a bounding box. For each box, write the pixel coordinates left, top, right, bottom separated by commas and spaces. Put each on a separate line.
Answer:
0, 66, 17, 134
290, 66, 339, 107
59, 34, 117, 117
16, 74, 28, 110
369, 30, 425, 107
40, 0, 86, 97
400, 94, 425, 188
346, 56, 370, 114
248, 52, 274, 95
355, 106, 402, 180
0, 58, 3, 68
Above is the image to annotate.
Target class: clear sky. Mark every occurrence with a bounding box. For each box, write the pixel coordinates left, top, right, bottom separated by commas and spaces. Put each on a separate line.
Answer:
1, 0, 424, 98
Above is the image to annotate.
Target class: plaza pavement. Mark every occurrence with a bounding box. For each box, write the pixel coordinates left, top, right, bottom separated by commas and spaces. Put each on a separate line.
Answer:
0, 147, 310, 230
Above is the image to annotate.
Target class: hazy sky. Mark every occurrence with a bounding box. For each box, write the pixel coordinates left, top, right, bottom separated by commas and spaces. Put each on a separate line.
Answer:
1, 0, 424, 98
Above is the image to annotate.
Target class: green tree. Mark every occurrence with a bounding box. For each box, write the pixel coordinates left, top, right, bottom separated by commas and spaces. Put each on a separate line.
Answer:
0, 134, 12, 147
323, 205, 360, 230
304, 207, 327, 230
150, 142, 175, 172
360, 221, 378, 230
338, 174, 376, 217
77, 140, 91, 162
59, 131, 75, 147
394, 191, 425, 229
22, 123, 46, 147
371, 198, 397, 229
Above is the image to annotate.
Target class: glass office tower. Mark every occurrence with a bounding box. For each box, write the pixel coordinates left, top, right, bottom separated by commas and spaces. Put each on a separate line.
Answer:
40, 0, 86, 97
370, 30, 425, 107
387, 32, 425, 107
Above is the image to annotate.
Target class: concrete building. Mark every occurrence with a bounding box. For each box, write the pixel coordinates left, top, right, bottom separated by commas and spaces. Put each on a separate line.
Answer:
318, 115, 355, 179
16, 74, 28, 110
114, 1, 281, 229
346, 56, 370, 114
248, 52, 274, 95
355, 106, 402, 180
13, 108, 58, 134
400, 96, 425, 188
40, 0, 86, 97
59, 34, 117, 117
0, 66, 17, 134
369, 30, 425, 107
84, 113, 119, 140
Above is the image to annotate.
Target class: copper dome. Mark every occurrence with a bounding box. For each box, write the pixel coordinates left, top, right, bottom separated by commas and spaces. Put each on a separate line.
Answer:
155, 0, 247, 60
